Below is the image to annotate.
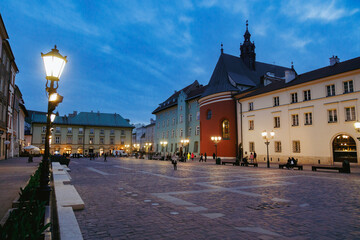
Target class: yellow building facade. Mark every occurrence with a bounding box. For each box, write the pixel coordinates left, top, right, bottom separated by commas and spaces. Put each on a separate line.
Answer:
31, 111, 133, 155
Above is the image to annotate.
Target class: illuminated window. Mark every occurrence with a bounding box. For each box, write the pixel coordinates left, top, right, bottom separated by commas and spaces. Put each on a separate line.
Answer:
222, 120, 230, 139
293, 141, 300, 153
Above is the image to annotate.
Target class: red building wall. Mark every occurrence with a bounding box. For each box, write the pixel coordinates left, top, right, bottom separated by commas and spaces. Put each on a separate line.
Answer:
200, 99, 237, 158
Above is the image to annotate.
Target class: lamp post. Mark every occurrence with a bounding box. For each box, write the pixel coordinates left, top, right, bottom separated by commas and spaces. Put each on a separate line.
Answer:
262, 130, 275, 168
160, 141, 168, 159
180, 139, 189, 157
211, 136, 221, 159
355, 121, 360, 133
39, 46, 67, 202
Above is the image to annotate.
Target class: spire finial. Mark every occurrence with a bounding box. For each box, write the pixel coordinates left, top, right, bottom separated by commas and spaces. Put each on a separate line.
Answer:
291, 61, 294, 70
221, 42, 223, 54
246, 20, 248, 30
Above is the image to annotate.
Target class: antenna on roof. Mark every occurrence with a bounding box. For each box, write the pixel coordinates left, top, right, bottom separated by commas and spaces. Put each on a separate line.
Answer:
221, 42, 224, 54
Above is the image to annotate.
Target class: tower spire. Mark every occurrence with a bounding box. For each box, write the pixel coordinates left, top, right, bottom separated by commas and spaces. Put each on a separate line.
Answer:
221, 42, 223, 54
240, 20, 256, 70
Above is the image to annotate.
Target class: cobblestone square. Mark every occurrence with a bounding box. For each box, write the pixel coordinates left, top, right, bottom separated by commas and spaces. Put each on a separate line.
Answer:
70, 158, 360, 239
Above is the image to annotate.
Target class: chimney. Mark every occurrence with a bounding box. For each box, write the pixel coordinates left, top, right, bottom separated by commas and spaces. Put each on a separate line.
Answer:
285, 70, 296, 83
329, 55, 340, 66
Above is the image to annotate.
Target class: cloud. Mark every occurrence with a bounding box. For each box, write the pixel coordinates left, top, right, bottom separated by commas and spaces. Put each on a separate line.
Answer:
282, 0, 359, 22
13, 1, 101, 37
280, 31, 312, 49
197, 0, 250, 18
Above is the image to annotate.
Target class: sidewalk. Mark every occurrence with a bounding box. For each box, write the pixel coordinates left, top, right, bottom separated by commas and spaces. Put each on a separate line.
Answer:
0, 157, 41, 221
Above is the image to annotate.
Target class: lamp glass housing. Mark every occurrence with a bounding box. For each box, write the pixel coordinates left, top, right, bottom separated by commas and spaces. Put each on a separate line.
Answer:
50, 114, 56, 123
41, 46, 67, 80
354, 122, 360, 131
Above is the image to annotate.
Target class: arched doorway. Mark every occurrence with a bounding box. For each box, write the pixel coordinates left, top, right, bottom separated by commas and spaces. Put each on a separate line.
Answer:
333, 134, 357, 163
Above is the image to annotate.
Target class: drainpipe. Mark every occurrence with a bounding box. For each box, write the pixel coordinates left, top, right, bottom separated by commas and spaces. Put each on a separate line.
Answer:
234, 98, 238, 159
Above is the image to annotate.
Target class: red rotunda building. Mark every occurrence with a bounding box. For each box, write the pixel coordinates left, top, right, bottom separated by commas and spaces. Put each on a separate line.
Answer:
199, 22, 290, 159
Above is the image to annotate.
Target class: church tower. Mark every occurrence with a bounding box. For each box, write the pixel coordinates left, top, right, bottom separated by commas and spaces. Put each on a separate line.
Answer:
240, 20, 256, 70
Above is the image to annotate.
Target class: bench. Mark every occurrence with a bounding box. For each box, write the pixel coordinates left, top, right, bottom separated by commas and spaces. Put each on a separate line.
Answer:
240, 162, 258, 167
279, 164, 303, 170
312, 166, 350, 173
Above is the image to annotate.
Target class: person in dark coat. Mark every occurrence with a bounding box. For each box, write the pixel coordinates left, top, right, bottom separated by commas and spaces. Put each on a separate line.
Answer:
213, 153, 216, 159
172, 153, 177, 170
104, 153, 107, 162
204, 153, 207, 162
199, 154, 203, 162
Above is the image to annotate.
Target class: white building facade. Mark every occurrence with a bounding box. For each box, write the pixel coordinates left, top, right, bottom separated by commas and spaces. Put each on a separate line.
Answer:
237, 56, 360, 166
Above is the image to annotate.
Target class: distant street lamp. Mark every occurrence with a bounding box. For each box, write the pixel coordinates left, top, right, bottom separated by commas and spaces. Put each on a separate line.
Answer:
211, 136, 221, 159
145, 142, 152, 152
180, 139, 189, 156
354, 121, 360, 133
160, 141, 168, 159
39, 45, 67, 202
262, 130, 275, 168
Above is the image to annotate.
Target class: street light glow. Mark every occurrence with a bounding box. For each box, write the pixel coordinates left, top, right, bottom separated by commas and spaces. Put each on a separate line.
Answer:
354, 121, 360, 132
41, 45, 67, 80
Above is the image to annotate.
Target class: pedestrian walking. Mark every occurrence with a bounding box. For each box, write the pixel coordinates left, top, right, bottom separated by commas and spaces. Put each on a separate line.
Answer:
104, 153, 107, 162
172, 153, 177, 170
250, 152, 254, 163
187, 152, 191, 162
213, 153, 216, 160
204, 152, 207, 162
253, 151, 257, 163
191, 152, 194, 161
199, 153, 203, 162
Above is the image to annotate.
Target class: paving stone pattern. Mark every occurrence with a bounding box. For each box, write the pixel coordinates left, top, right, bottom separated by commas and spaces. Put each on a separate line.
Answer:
70, 158, 360, 239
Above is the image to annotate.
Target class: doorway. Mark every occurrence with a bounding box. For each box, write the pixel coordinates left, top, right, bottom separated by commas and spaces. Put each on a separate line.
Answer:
333, 134, 357, 163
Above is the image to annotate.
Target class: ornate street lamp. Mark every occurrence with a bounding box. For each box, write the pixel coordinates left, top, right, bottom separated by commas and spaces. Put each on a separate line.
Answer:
180, 139, 189, 156
262, 130, 275, 168
160, 141, 168, 159
354, 121, 360, 133
39, 45, 67, 202
211, 136, 221, 160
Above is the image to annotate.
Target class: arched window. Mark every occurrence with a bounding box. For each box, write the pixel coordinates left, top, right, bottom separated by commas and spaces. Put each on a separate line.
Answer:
222, 120, 230, 139
206, 110, 212, 120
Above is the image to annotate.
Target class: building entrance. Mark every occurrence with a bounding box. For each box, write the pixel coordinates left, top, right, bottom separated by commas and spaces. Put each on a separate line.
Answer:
333, 134, 357, 163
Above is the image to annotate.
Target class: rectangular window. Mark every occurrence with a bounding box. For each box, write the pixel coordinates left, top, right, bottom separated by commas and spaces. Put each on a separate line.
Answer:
292, 114, 299, 126
326, 84, 335, 97
121, 139, 124, 145
78, 137, 83, 144
304, 112, 313, 125
194, 141, 199, 153
56, 127, 61, 133
303, 90, 311, 101
180, 129, 183, 137
67, 136, 72, 144
110, 129, 115, 135
166, 131, 169, 138
172, 118, 175, 125
42, 136, 46, 144
162, 121, 165, 127
249, 142, 255, 152
110, 138, 114, 145
345, 107, 356, 121
274, 117, 280, 128
249, 120, 254, 130
292, 141, 300, 153
328, 109, 337, 123
55, 136, 60, 144
172, 130, 175, 138
162, 132, 165, 138
180, 115, 183, 123
171, 143, 173, 153
196, 111, 200, 120
249, 102, 254, 111
291, 93, 298, 103
275, 141, 282, 152
42, 126, 46, 133
90, 129, 94, 134
189, 114, 192, 122
89, 137, 93, 144
273, 96, 279, 106
79, 128, 84, 134
100, 137, 104, 144
188, 127, 191, 136
196, 126, 200, 135
67, 127, 72, 134
100, 129, 104, 135
343, 80, 354, 94
121, 130, 125, 135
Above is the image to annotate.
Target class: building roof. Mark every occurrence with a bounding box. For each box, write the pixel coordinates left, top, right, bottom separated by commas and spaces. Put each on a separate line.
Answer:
201, 53, 290, 98
0, 14, 9, 40
152, 80, 206, 114
238, 56, 360, 99
31, 111, 134, 128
